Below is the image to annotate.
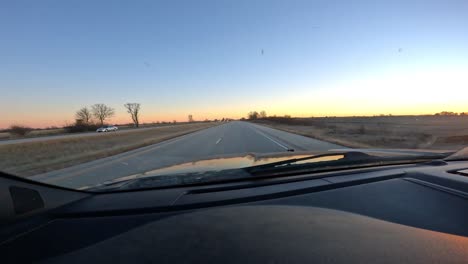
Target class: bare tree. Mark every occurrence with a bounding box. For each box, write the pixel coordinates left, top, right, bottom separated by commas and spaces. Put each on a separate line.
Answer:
9, 125, 32, 137
188, 115, 194, 122
75, 107, 92, 124
248, 111, 259, 120
259, 110, 267, 119
124, 103, 141, 128
91, 104, 115, 126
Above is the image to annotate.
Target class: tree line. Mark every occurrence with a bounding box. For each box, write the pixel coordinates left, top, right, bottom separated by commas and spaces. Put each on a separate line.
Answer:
247, 110, 267, 120
434, 111, 468, 116
75, 103, 141, 127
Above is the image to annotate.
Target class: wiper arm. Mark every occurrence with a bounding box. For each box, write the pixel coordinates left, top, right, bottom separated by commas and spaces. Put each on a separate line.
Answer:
247, 152, 374, 170
246, 151, 447, 176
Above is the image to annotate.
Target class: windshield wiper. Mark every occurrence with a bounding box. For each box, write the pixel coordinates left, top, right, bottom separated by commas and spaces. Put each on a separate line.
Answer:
245, 151, 448, 177
247, 152, 372, 170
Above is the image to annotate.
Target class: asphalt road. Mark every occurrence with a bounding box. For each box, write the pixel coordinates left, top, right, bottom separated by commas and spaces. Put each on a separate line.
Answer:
31, 121, 345, 188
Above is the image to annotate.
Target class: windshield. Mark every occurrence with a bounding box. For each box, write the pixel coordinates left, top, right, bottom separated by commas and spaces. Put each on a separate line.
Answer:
1, 1, 468, 191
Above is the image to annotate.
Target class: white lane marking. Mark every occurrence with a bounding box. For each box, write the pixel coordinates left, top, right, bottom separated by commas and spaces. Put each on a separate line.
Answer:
216, 138, 223, 144
253, 127, 290, 150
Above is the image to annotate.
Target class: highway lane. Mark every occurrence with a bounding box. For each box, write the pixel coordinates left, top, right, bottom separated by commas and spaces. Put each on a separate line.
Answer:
31, 121, 345, 188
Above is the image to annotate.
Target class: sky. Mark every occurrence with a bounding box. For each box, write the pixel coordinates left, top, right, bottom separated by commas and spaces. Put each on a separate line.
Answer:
1, 0, 468, 128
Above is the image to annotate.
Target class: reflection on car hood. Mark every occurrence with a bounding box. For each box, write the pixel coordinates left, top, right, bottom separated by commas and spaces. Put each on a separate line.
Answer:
94, 148, 451, 188
95, 152, 315, 187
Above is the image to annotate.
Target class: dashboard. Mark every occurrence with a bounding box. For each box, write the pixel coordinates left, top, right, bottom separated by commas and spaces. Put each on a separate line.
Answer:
1, 160, 468, 263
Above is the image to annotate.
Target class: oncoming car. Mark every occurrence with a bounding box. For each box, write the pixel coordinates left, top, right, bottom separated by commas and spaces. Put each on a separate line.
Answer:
96, 125, 118, 133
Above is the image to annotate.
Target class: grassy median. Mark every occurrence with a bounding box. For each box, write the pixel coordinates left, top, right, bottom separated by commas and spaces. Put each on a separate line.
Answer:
0, 123, 217, 177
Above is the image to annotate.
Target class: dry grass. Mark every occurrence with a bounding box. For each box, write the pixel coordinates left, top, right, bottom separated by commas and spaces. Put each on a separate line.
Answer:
255, 116, 468, 150
31, 128, 66, 136
0, 128, 65, 140
0, 123, 217, 177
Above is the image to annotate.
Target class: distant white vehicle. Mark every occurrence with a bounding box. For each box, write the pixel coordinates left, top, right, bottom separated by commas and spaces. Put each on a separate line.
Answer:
96, 125, 118, 132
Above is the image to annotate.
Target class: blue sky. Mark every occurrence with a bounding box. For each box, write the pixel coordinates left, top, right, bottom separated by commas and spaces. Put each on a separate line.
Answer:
1, 0, 468, 127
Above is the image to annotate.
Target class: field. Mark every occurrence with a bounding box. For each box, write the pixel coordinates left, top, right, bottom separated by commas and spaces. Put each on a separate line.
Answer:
0, 128, 65, 140
254, 116, 468, 150
0, 123, 217, 177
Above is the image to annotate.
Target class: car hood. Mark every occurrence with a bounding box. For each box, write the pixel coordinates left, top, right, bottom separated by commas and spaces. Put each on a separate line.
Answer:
92, 148, 451, 188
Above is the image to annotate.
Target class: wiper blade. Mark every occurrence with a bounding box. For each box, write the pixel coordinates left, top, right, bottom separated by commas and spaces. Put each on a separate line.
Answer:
248, 152, 372, 170
246, 151, 447, 177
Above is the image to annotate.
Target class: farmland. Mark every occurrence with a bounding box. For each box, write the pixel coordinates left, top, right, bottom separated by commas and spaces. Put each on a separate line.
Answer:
254, 115, 468, 150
